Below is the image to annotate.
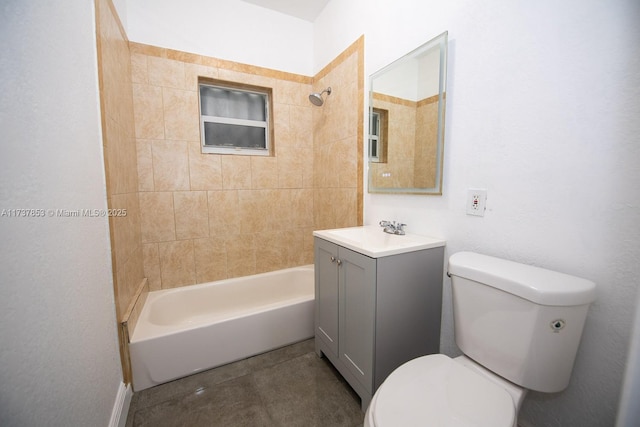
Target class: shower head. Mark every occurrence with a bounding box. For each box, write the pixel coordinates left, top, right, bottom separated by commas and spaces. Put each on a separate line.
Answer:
309, 87, 332, 106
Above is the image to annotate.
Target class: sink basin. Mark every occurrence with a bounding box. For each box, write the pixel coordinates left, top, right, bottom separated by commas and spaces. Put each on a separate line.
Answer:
313, 226, 445, 258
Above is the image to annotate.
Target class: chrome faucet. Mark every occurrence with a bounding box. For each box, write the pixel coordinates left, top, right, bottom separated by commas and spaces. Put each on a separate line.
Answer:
379, 220, 406, 235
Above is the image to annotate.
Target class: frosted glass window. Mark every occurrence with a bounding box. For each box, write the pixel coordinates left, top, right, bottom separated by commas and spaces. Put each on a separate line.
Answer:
203, 123, 266, 148
199, 82, 270, 155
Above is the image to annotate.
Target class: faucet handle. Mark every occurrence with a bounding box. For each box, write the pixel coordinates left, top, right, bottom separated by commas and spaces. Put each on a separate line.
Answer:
395, 223, 407, 235
379, 220, 391, 227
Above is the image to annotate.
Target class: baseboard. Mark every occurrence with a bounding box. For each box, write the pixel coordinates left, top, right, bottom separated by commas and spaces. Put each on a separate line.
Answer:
109, 382, 132, 427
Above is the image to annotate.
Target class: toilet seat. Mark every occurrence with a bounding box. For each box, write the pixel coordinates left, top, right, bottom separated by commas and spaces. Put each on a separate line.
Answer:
368, 354, 516, 427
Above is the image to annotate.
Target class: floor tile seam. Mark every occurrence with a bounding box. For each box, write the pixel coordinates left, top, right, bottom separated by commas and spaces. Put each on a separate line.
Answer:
249, 350, 316, 376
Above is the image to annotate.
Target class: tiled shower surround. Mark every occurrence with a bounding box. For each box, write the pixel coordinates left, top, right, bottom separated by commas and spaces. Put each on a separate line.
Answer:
130, 40, 363, 291
96, 0, 145, 382
96, 0, 362, 380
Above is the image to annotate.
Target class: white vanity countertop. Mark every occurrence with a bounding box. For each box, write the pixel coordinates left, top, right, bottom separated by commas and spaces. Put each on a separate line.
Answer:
313, 226, 445, 258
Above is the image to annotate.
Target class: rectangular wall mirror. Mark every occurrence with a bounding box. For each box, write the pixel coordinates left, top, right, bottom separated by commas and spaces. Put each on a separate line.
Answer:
368, 31, 448, 195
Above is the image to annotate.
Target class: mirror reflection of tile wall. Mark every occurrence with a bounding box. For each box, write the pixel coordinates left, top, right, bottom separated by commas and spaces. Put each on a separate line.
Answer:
368, 32, 447, 195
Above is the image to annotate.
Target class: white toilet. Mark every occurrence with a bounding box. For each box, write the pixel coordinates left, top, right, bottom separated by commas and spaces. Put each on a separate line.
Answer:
365, 251, 596, 427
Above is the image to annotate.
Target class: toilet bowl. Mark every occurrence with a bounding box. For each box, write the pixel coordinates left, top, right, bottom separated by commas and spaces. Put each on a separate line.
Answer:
364, 354, 525, 427
365, 251, 595, 427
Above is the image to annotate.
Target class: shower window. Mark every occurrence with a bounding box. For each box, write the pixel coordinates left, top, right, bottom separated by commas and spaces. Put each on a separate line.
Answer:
199, 81, 272, 156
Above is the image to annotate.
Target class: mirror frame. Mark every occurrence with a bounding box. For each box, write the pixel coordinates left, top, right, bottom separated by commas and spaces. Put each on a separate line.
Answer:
368, 31, 448, 195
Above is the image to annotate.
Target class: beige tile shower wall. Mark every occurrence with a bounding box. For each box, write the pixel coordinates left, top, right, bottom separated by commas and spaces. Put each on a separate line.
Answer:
131, 38, 363, 290
96, 0, 145, 324
130, 43, 334, 290
96, 0, 146, 383
312, 37, 364, 231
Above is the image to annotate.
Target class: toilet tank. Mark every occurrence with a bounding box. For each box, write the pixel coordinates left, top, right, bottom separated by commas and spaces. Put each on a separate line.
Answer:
447, 252, 596, 393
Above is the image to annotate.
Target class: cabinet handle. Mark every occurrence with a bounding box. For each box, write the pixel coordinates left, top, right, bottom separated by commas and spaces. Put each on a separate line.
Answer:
336, 259, 342, 266
330, 256, 336, 263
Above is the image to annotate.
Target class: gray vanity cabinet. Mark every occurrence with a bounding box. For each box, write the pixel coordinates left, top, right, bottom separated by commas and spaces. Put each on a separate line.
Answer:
315, 237, 341, 355
315, 238, 376, 389
314, 236, 444, 410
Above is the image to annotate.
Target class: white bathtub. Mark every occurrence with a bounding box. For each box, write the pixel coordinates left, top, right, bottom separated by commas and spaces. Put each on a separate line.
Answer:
129, 265, 315, 391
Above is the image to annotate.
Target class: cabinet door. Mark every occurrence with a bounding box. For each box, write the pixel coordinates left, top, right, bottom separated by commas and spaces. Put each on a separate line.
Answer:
338, 247, 376, 392
314, 238, 339, 356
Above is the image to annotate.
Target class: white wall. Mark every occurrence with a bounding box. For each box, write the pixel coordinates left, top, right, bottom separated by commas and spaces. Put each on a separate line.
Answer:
125, 0, 314, 76
0, 2, 123, 426
112, 0, 128, 29
316, 0, 640, 426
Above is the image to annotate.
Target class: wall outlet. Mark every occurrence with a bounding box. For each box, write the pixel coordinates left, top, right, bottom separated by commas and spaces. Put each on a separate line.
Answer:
466, 189, 487, 216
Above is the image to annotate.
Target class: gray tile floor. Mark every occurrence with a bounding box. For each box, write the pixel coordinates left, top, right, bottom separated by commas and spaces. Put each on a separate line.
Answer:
125, 339, 364, 427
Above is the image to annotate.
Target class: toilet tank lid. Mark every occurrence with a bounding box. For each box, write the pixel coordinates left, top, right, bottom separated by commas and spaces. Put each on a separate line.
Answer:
448, 252, 596, 306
